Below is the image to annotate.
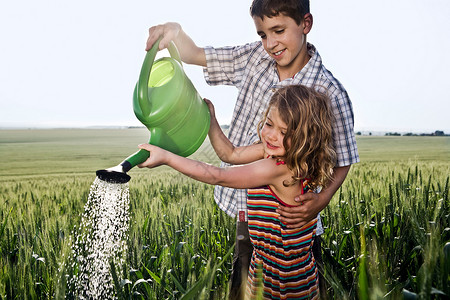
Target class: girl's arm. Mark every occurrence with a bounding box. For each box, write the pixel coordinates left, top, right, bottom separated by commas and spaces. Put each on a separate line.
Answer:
205, 99, 264, 165
137, 144, 283, 189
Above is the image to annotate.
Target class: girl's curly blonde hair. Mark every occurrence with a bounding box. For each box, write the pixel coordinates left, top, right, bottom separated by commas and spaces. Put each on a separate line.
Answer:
258, 85, 337, 189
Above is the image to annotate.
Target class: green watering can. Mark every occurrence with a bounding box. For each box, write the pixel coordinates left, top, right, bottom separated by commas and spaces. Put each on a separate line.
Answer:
96, 40, 210, 183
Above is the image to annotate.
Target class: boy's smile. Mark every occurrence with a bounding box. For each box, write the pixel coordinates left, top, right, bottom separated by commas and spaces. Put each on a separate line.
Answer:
253, 13, 312, 81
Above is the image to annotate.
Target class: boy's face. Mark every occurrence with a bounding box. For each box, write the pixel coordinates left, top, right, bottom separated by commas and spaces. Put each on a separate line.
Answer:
253, 13, 312, 79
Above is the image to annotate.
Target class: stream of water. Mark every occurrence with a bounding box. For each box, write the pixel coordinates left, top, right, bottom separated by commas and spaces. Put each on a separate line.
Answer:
66, 177, 130, 299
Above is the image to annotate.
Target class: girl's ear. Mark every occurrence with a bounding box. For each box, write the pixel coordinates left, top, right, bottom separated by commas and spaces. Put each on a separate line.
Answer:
302, 13, 313, 34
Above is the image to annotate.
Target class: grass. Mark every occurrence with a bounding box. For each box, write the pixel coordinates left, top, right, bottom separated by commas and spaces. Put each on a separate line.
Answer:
0, 129, 449, 299
354, 136, 450, 162
321, 161, 449, 299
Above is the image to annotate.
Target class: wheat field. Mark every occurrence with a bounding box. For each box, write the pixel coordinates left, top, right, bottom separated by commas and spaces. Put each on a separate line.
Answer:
0, 129, 448, 299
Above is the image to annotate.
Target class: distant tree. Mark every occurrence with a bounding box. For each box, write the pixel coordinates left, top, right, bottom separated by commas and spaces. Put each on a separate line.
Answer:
434, 130, 444, 136
385, 132, 401, 136
356, 131, 361, 135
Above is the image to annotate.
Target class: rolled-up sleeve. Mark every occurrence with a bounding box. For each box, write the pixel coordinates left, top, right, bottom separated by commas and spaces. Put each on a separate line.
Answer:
203, 42, 260, 89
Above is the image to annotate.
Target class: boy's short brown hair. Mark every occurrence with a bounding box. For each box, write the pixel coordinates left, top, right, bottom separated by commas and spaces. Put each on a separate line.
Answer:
250, 0, 310, 25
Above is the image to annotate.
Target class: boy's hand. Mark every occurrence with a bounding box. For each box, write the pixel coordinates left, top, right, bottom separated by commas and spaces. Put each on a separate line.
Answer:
146, 22, 181, 51
276, 166, 351, 228
276, 192, 330, 228
137, 144, 169, 168
146, 22, 206, 66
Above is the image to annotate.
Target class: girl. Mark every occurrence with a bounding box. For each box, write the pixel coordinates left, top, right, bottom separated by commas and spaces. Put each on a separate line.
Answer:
138, 85, 336, 299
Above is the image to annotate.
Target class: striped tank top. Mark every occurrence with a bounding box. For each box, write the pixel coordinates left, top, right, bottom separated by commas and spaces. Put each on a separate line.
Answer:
246, 181, 319, 299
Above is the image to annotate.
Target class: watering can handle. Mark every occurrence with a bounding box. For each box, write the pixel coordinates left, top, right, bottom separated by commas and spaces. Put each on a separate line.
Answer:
136, 38, 182, 117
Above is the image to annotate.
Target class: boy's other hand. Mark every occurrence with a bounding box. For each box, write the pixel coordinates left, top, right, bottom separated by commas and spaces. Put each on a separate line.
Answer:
276, 192, 330, 229
146, 22, 181, 51
277, 166, 351, 228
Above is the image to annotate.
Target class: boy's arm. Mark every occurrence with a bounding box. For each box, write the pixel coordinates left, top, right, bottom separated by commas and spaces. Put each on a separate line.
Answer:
146, 22, 206, 67
137, 143, 281, 189
205, 99, 264, 165
276, 165, 350, 228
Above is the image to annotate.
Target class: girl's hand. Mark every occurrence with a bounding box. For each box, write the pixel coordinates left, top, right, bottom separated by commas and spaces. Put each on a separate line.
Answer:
203, 98, 216, 120
137, 144, 169, 168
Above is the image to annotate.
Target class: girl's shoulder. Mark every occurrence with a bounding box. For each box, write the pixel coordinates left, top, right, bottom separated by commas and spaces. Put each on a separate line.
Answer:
262, 157, 305, 205
258, 157, 291, 178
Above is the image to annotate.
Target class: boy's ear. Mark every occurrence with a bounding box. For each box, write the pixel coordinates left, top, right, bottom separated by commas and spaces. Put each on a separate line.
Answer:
302, 13, 313, 34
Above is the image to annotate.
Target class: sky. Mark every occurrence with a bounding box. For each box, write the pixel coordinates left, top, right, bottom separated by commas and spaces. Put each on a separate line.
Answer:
1, 0, 449, 133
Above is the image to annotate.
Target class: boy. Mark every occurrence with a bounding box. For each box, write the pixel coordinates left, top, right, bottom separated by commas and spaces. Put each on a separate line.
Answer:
146, 0, 359, 298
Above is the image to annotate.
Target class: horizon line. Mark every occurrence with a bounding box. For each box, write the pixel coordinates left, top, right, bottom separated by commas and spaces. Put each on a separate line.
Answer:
0, 125, 448, 135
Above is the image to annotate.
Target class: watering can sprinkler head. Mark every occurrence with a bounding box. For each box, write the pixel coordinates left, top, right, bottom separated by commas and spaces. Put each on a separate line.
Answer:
96, 147, 150, 183
96, 166, 131, 184
96, 148, 149, 184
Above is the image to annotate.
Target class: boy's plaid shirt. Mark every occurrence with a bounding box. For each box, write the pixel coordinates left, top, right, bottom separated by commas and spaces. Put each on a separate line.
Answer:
203, 41, 359, 231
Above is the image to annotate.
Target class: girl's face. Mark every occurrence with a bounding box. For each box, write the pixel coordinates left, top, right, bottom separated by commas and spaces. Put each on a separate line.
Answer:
260, 107, 289, 158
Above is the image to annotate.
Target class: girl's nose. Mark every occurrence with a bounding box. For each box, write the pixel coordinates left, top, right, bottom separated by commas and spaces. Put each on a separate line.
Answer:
266, 129, 278, 142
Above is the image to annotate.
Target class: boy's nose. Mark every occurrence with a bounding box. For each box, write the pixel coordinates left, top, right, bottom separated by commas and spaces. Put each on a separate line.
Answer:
266, 36, 277, 49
